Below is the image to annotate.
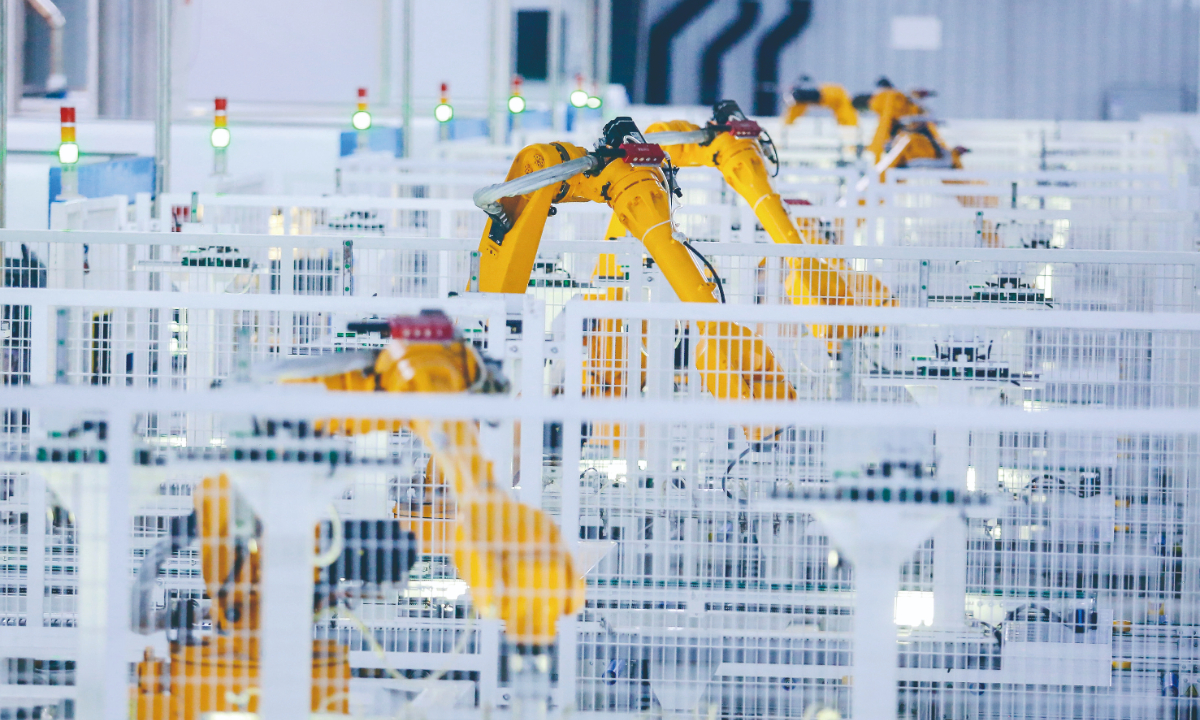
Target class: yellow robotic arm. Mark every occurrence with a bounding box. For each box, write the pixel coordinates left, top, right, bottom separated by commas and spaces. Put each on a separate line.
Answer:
473, 118, 797, 404
856, 80, 963, 171
638, 101, 891, 339
291, 312, 585, 646
784, 81, 858, 126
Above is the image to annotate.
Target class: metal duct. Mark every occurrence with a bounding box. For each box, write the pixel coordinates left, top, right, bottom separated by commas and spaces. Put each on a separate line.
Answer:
752, 0, 811, 116
700, 1, 759, 107
644, 0, 715, 105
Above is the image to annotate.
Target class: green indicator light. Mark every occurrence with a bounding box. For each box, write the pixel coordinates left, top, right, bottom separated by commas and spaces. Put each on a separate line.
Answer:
434, 103, 454, 123
210, 127, 231, 149
569, 89, 589, 108
586, 96, 603, 110
351, 109, 372, 131
58, 142, 79, 165
507, 95, 526, 114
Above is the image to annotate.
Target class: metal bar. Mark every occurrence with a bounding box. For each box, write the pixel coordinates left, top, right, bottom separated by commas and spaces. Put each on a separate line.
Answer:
596, 0, 611, 91
400, 0, 412, 158
5, 226, 1200, 268
24, 473, 45, 629
518, 296, 545, 507
0, 384, 1199, 433
0, 0, 6, 230
548, 0, 562, 132
154, 0, 171, 203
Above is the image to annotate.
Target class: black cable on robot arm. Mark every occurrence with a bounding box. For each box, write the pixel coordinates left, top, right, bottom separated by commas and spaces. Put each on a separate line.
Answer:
682, 240, 726, 303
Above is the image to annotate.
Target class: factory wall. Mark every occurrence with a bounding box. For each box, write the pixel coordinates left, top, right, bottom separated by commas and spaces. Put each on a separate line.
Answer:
634, 0, 1200, 120
85, 0, 1200, 121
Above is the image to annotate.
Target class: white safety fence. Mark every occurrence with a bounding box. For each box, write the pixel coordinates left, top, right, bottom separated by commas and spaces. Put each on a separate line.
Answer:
0, 289, 537, 395
331, 153, 1188, 214
138, 192, 1187, 249
3, 383, 1200, 719
3, 285, 1200, 416
4, 230, 1198, 319
556, 300, 1200, 410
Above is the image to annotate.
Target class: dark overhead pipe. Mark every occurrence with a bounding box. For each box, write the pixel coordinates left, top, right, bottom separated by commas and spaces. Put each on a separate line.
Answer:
645, 0, 716, 105
699, 1, 760, 106
753, 0, 812, 116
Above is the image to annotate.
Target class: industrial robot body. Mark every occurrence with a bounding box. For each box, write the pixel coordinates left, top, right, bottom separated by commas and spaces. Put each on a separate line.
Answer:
640, 100, 892, 339
473, 117, 797, 410
784, 78, 859, 127
855, 78, 967, 172
131, 311, 579, 719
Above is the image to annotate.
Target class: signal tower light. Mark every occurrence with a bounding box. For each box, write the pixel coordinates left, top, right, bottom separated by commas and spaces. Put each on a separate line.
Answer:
434, 82, 454, 123
352, 87, 372, 131
210, 98, 230, 149
507, 75, 526, 114
569, 74, 588, 108
58, 107, 78, 165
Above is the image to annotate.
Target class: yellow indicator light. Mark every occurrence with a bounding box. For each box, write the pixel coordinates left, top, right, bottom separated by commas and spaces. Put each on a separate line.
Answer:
57, 142, 79, 165
569, 89, 589, 108
351, 110, 372, 131
586, 96, 603, 110
507, 95, 526, 114
434, 103, 454, 123
210, 127, 231, 149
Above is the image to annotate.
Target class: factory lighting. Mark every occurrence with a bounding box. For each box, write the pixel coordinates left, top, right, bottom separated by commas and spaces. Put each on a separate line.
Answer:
894, 591, 935, 627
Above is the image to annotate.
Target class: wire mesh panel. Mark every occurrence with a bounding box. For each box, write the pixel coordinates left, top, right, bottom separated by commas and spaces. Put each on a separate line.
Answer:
557, 301, 1200, 412
882, 170, 1185, 213
543, 401, 1200, 720
699, 244, 1200, 312
0, 386, 1199, 719
0, 295, 515, 395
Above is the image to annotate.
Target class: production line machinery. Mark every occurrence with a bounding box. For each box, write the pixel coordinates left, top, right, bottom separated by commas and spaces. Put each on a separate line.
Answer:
783, 79, 859, 127
127, 311, 584, 719
472, 115, 795, 411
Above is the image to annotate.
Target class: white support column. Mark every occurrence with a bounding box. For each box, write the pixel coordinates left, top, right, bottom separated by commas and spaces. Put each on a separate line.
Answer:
852, 551, 900, 720
488, 0, 512, 145
518, 298, 545, 508
560, 418, 582, 553
24, 473, 46, 628
75, 409, 132, 720
554, 617, 579, 713
29, 302, 50, 385
258, 468, 317, 720
477, 617, 502, 708
931, 515, 967, 628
